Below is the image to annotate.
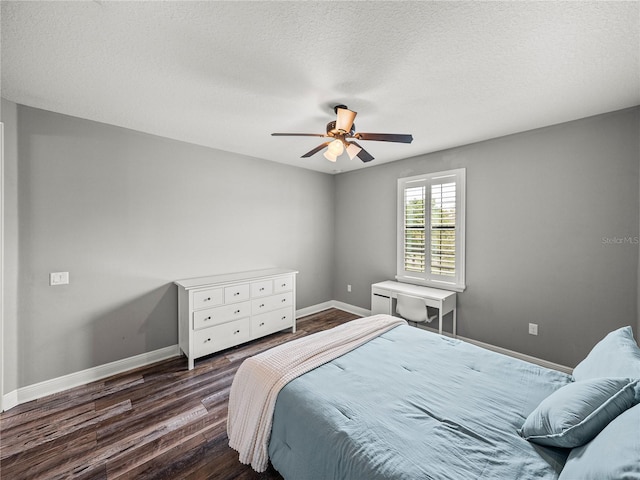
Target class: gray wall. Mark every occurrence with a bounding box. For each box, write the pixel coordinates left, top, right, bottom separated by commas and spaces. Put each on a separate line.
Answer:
334, 107, 640, 368
2, 102, 639, 392
6, 103, 335, 388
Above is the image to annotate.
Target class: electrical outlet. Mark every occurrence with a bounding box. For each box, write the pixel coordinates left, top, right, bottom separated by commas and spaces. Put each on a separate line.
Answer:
528, 323, 538, 336
50, 272, 69, 286
347, 284, 352, 293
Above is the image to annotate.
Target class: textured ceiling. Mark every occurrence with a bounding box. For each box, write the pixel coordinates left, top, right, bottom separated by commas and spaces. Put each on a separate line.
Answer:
1, 1, 639, 174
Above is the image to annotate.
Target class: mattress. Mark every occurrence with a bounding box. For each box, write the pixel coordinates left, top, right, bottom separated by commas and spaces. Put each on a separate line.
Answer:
268, 324, 572, 480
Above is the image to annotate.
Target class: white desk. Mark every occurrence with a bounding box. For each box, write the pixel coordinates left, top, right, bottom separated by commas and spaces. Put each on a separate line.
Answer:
371, 281, 457, 337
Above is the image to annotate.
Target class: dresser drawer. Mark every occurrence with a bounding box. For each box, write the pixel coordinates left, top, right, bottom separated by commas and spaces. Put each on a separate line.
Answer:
192, 288, 223, 310
251, 291, 293, 315
251, 279, 273, 298
224, 283, 250, 304
274, 275, 294, 293
251, 297, 271, 315
193, 317, 251, 358
251, 307, 294, 339
272, 291, 293, 309
193, 301, 251, 330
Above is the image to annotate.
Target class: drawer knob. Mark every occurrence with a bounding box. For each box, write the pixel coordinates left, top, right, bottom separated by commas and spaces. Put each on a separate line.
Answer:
234, 309, 240, 314
205, 297, 211, 301
282, 316, 286, 320
281, 299, 286, 303
259, 303, 265, 308
259, 287, 265, 291
205, 316, 211, 321
259, 322, 265, 327
281, 284, 286, 287
234, 329, 240, 334
205, 338, 211, 343
234, 292, 240, 296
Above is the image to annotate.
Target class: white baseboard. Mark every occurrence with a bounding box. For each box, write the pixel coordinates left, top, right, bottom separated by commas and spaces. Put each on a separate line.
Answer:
3, 345, 180, 411
3, 301, 571, 411
3, 304, 350, 411
296, 301, 335, 318
301, 301, 572, 374
458, 335, 573, 374
296, 300, 371, 319
3, 389, 18, 412
329, 301, 371, 318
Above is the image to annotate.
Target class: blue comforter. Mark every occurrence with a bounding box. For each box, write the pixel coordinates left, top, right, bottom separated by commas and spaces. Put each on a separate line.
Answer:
269, 324, 572, 479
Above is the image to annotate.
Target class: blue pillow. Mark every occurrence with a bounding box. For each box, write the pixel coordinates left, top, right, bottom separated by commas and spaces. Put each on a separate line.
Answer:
559, 404, 640, 480
519, 377, 640, 448
572, 326, 640, 381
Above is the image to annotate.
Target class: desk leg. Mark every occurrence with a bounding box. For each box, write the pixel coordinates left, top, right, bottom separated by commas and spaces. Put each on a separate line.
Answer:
371, 293, 392, 315
438, 302, 443, 335
453, 307, 457, 338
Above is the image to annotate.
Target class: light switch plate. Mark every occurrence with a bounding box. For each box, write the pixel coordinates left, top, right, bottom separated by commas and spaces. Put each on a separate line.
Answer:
50, 272, 69, 285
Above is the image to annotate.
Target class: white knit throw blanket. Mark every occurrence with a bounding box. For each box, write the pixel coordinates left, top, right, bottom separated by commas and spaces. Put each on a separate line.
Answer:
227, 314, 407, 472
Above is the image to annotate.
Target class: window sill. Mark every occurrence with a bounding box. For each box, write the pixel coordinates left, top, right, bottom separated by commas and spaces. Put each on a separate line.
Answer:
395, 275, 466, 293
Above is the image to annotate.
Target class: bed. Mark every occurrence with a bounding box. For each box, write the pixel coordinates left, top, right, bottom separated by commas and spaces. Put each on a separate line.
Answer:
228, 315, 640, 480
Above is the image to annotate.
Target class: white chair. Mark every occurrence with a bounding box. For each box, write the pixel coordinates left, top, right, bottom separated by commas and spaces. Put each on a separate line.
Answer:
396, 293, 437, 324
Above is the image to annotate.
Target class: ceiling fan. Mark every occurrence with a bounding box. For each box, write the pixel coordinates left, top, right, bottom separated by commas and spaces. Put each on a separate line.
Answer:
271, 105, 413, 163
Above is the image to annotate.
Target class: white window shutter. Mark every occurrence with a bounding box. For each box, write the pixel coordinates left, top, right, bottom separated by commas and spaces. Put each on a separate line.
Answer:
403, 184, 426, 273
397, 169, 465, 292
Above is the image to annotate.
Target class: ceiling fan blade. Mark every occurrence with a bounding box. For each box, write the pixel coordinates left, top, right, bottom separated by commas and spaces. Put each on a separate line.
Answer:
350, 141, 375, 163
271, 133, 328, 137
301, 142, 330, 158
354, 133, 413, 144
335, 107, 357, 133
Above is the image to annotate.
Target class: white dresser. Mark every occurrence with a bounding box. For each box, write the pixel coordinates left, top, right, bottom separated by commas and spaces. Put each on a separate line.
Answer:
175, 268, 298, 370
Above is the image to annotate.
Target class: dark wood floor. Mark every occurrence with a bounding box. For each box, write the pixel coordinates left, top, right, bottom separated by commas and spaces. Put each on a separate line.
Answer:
0, 308, 359, 480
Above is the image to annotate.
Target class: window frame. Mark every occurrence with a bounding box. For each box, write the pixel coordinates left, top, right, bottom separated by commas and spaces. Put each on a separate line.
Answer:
396, 168, 466, 292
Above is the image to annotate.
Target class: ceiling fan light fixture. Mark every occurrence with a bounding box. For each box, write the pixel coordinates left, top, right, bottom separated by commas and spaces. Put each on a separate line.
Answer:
323, 151, 338, 162
335, 107, 357, 133
327, 139, 344, 156
346, 143, 362, 160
